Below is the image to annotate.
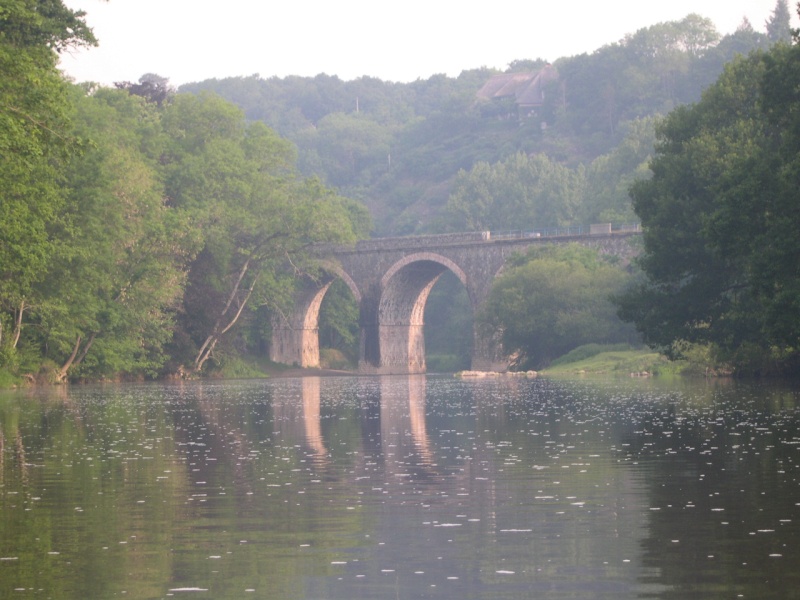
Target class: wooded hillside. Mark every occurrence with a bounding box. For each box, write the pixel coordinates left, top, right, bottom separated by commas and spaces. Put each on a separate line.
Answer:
181, 13, 777, 235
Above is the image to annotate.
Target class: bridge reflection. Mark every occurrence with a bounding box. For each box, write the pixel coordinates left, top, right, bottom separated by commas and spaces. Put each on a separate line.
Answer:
274, 376, 437, 476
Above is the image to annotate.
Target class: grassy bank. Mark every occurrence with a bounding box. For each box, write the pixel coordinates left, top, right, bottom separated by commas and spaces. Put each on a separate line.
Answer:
540, 344, 672, 376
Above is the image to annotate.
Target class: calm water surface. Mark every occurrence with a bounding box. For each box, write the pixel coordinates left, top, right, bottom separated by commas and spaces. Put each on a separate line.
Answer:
1, 375, 800, 599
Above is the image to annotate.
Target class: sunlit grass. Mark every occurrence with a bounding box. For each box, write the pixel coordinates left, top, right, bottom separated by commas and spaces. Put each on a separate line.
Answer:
542, 345, 671, 376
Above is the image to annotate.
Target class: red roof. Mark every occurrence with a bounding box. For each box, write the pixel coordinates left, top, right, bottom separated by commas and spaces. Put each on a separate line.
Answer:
476, 65, 558, 107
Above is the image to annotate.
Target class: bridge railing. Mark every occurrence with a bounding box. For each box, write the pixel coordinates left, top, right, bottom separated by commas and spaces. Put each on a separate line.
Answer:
312, 223, 642, 254
490, 222, 640, 241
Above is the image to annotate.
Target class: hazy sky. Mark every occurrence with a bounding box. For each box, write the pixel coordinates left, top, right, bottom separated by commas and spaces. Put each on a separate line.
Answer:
60, 0, 793, 87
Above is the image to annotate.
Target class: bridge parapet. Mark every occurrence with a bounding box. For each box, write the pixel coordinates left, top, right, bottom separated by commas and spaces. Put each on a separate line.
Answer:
314, 231, 492, 256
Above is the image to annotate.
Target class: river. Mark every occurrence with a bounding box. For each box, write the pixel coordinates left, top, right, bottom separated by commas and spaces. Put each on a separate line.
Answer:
1, 375, 799, 599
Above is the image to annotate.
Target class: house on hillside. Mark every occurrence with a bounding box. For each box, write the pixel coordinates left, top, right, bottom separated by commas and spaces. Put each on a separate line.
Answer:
476, 65, 559, 122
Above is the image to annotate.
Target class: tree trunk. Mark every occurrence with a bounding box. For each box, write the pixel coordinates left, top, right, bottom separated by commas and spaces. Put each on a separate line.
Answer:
11, 300, 25, 349
57, 333, 96, 382
194, 273, 259, 373
194, 255, 258, 373
72, 333, 96, 369
57, 336, 82, 382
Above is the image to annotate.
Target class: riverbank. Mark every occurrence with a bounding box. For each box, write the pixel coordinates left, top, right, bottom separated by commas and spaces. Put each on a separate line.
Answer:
540, 347, 670, 376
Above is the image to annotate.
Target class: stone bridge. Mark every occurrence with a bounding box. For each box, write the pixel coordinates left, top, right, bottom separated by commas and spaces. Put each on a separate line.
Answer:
270, 227, 640, 374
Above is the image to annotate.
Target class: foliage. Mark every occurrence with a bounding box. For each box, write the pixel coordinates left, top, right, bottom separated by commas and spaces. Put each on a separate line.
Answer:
38, 88, 189, 380
548, 343, 637, 366
445, 152, 584, 231
296, 111, 392, 188
541, 347, 668, 375
2, 5, 789, 381
479, 244, 636, 369
318, 279, 360, 363
180, 14, 771, 236
0, 0, 96, 52
319, 348, 353, 370
0, 13, 368, 381
158, 93, 368, 373
617, 39, 800, 375
0, 0, 95, 370
423, 271, 473, 371
442, 117, 656, 232
766, 0, 792, 43
114, 73, 174, 106
581, 117, 657, 223
214, 353, 271, 379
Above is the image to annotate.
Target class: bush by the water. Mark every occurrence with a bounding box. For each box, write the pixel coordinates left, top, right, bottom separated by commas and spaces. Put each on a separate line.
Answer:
319, 348, 354, 370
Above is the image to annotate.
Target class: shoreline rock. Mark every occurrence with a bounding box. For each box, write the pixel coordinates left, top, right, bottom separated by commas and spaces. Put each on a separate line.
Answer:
455, 370, 537, 379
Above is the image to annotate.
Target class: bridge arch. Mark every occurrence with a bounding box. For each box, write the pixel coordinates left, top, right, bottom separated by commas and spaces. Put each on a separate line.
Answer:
269, 261, 362, 368
380, 252, 469, 292
370, 252, 471, 374
314, 260, 362, 305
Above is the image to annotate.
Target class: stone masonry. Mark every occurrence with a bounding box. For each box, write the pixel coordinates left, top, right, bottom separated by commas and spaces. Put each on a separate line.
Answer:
270, 230, 640, 374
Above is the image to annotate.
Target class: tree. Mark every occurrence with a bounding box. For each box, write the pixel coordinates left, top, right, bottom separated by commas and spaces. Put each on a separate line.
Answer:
0, 0, 96, 52
423, 271, 473, 371
617, 41, 800, 373
445, 152, 584, 231
36, 87, 189, 381
766, 0, 792, 44
582, 117, 657, 224
161, 93, 368, 373
506, 58, 549, 73
115, 73, 174, 106
480, 245, 635, 368
0, 0, 95, 367
318, 279, 360, 363
296, 111, 391, 188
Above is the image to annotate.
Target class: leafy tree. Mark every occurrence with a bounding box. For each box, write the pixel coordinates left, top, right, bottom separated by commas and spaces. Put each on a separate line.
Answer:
177, 13, 771, 237
480, 244, 635, 368
581, 117, 657, 224
296, 111, 392, 188
766, 0, 792, 44
445, 152, 584, 231
554, 15, 720, 145
617, 41, 800, 373
423, 271, 473, 371
36, 88, 189, 381
0, 0, 95, 51
689, 18, 770, 91
114, 73, 174, 106
505, 58, 549, 73
318, 279, 359, 363
160, 93, 367, 373
0, 0, 95, 367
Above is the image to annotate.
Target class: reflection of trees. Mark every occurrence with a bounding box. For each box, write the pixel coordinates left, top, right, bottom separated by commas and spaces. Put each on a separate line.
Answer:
628, 383, 800, 598
15, 377, 794, 597
0, 426, 29, 484
0, 384, 186, 599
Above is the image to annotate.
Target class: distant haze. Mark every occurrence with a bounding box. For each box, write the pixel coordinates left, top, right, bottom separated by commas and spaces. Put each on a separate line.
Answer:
61, 0, 793, 86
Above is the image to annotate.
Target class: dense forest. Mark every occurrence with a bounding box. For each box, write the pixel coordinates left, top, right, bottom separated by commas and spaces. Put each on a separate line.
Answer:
1, 0, 797, 382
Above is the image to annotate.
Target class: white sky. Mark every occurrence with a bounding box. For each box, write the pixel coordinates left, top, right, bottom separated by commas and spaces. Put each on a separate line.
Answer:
60, 0, 793, 87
